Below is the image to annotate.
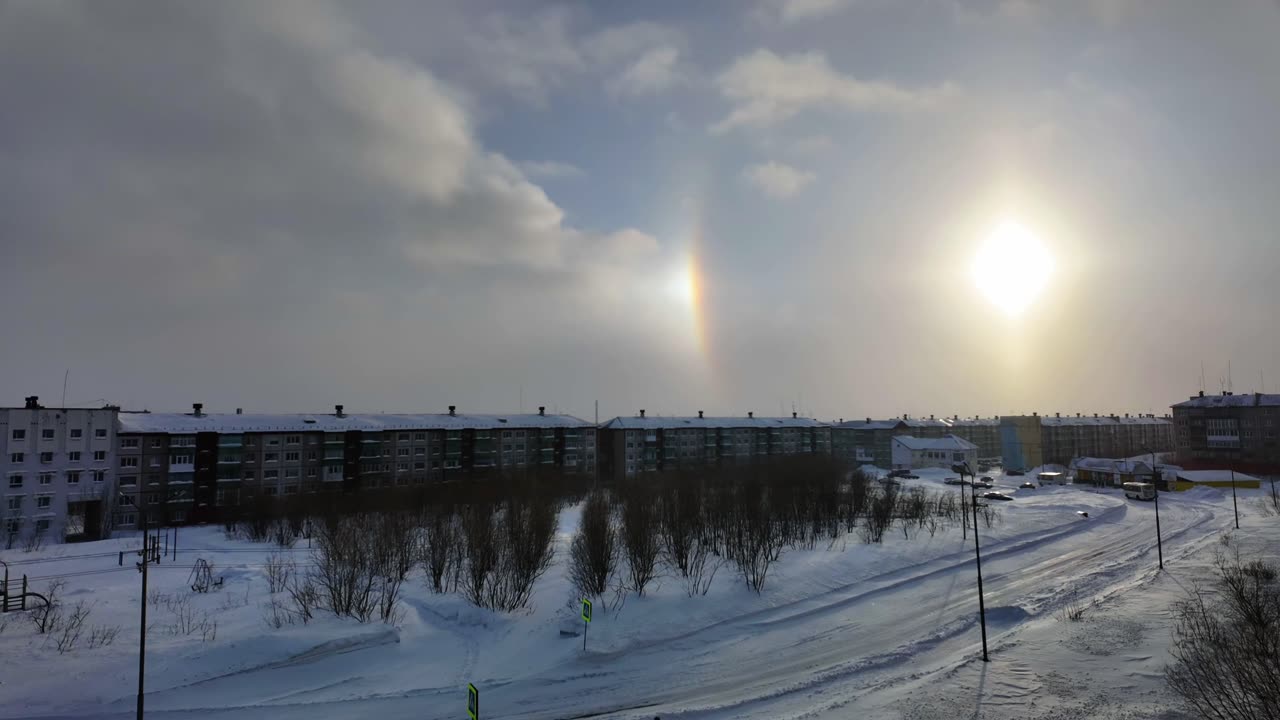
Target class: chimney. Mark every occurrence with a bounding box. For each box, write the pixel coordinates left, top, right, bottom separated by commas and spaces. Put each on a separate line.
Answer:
1094, 413, 1098, 418
698, 410, 704, 419
235, 408, 243, 415
792, 411, 797, 419
955, 415, 959, 421
1055, 412, 1060, 418
866, 417, 872, 423
748, 411, 754, 419
192, 403, 203, 417
538, 406, 545, 417
639, 409, 645, 418
448, 405, 456, 417
1077, 413, 1081, 417
1033, 411, 1038, 417
1125, 413, 1129, 418
929, 414, 935, 420
24, 395, 40, 409
1198, 390, 1205, 398
334, 404, 344, 418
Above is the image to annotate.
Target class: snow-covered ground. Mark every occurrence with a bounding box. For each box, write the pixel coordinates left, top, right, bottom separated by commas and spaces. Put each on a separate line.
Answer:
1, 468, 1274, 720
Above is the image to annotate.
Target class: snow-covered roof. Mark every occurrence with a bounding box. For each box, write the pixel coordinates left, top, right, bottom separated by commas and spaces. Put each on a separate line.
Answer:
117, 411, 594, 434
1040, 415, 1171, 427
600, 415, 830, 430
835, 419, 906, 430
1070, 457, 1153, 474
942, 417, 1000, 428
1172, 392, 1280, 409
1175, 469, 1261, 483
891, 434, 978, 451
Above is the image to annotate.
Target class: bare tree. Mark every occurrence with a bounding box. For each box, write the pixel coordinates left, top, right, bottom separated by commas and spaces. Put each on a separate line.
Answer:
569, 490, 617, 598
422, 508, 459, 594
619, 482, 661, 596
1165, 552, 1280, 720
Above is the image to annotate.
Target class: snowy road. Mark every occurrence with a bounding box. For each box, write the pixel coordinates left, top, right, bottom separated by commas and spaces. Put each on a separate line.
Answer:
47, 489, 1225, 720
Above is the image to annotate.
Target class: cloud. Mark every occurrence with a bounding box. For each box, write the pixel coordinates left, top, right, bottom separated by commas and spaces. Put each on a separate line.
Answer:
612, 46, 685, 97
0, 1, 688, 411
743, 161, 816, 198
712, 50, 956, 132
519, 160, 586, 179
754, 0, 858, 24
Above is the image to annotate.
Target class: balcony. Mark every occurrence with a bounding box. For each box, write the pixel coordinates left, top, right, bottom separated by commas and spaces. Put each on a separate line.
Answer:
169, 462, 195, 473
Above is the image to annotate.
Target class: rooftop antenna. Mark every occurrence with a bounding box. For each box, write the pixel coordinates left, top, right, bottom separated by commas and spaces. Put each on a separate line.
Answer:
1200, 362, 1206, 394
1228, 360, 1233, 393
61, 370, 69, 407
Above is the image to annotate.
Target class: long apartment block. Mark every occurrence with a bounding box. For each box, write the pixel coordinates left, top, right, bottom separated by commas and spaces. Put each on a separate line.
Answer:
598, 410, 832, 481
112, 404, 595, 531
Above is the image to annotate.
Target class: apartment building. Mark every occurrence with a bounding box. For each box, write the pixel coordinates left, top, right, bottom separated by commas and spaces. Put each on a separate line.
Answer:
598, 410, 832, 481
832, 419, 909, 468
115, 404, 595, 530
1000, 412, 1175, 470
940, 416, 1001, 459
2, 397, 118, 545
1171, 390, 1280, 475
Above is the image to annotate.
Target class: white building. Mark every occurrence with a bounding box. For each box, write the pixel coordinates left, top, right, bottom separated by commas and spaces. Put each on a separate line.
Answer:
2, 397, 119, 546
890, 434, 978, 471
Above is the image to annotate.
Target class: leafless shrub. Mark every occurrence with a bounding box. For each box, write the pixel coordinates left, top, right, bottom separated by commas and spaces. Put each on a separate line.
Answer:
683, 536, 723, 597
459, 504, 498, 609
262, 597, 294, 629
569, 490, 617, 599
859, 485, 898, 545
1056, 590, 1088, 623
30, 579, 65, 634
422, 509, 460, 594
54, 601, 91, 653
86, 624, 121, 649
722, 474, 784, 593
659, 474, 703, 577
271, 519, 297, 548
487, 494, 558, 612
619, 483, 661, 596
1165, 552, 1280, 720
309, 511, 414, 623
264, 553, 292, 594
22, 527, 46, 553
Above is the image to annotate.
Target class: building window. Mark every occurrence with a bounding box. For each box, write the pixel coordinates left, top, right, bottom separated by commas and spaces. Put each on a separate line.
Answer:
6, 496, 21, 511
35, 519, 50, 532
118, 475, 136, 486
306, 451, 317, 461
120, 438, 139, 448
263, 486, 278, 496
41, 429, 55, 440
93, 451, 106, 461
11, 429, 25, 440
413, 432, 426, 441
67, 471, 81, 484
93, 471, 106, 483
264, 453, 278, 463
148, 457, 161, 467
119, 512, 136, 526
150, 438, 163, 448
398, 433, 410, 442
35, 495, 52, 509
267, 438, 280, 446
286, 435, 300, 445
306, 468, 317, 478
171, 510, 186, 523
397, 448, 409, 457
95, 428, 107, 438
284, 469, 299, 479
69, 428, 82, 439
264, 470, 279, 480
68, 451, 81, 462
121, 457, 139, 468
39, 473, 53, 485
285, 451, 299, 462
243, 471, 256, 481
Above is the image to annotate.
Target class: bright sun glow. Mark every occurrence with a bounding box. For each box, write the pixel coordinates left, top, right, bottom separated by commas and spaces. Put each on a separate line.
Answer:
971, 220, 1054, 317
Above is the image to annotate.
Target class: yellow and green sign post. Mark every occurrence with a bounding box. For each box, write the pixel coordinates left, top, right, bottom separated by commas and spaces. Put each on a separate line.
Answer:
581, 597, 593, 651
467, 682, 478, 720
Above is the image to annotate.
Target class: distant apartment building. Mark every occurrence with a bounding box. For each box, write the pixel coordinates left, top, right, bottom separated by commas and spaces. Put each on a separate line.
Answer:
597, 410, 832, 481
115, 404, 595, 530
1000, 412, 1175, 470
890, 435, 978, 471
833, 414, 998, 469
1171, 391, 1280, 475
2, 397, 118, 545
940, 416, 1001, 459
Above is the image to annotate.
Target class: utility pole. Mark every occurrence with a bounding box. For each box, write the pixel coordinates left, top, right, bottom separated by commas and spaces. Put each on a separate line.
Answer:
1147, 448, 1163, 570
120, 494, 148, 720
1230, 467, 1240, 530
963, 463, 989, 662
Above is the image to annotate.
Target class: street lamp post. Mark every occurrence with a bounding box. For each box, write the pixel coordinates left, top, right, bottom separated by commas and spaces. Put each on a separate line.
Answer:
119, 495, 148, 720
1230, 467, 1240, 530
1146, 449, 1163, 570
962, 463, 989, 662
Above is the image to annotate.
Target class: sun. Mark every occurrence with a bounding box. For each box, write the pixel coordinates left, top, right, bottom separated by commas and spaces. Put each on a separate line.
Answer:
971, 220, 1054, 316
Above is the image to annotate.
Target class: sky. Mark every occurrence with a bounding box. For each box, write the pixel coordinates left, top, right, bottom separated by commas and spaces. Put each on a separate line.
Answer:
2, 0, 1279, 422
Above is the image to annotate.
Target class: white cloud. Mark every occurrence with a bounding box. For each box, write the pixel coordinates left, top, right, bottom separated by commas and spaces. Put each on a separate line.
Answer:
612, 46, 684, 97
712, 50, 956, 132
743, 161, 816, 198
519, 160, 585, 179
754, 0, 858, 24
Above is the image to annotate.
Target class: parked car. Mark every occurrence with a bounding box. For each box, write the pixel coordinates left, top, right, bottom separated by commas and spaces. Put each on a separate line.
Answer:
973, 480, 993, 489
901, 473, 919, 480
1019, 482, 1037, 490
879, 477, 903, 486
980, 476, 993, 483
943, 477, 964, 486
1005, 469, 1025, 477
887, 469, 911, 478
982, 491, 1014, 501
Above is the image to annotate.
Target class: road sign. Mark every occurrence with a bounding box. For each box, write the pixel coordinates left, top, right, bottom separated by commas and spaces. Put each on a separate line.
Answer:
467, 683, 478, 720
581, 598, 592, 623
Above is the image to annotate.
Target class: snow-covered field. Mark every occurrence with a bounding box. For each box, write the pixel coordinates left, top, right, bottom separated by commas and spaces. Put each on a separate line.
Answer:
1, 469, 1274, 720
